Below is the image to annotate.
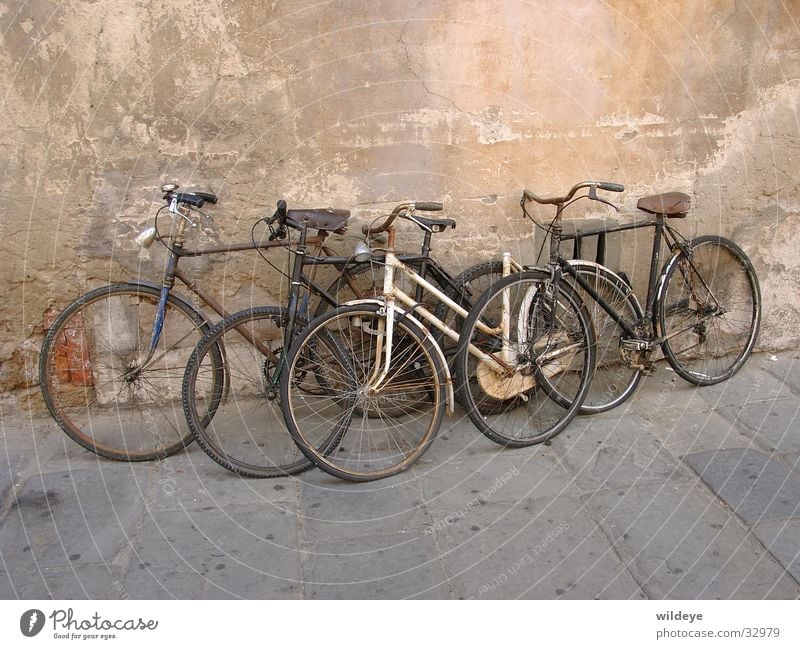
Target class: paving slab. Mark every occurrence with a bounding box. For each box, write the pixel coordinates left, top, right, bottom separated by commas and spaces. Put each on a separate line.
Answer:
759, 353, 800, 395
123, 504, 303, 599
684, 448, 800, 524
298, 470, 429, 543
752, 519, 800, 584
550, 412, 692, 494
653, 411, 754, 457
432, 496, 645, 599
303, 531, 452, 599
585, 481, 800, 598
145, 444, 298, 512
417, 447, 574, 511
714, 398, 800, 453
0, 467, 147, 575
783, 452, 800, 477
695, 365, 794, 410
0, 450, 27, 512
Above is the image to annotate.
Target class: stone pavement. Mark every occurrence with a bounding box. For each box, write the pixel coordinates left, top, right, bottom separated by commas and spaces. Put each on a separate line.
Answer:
1, 351, 799, 599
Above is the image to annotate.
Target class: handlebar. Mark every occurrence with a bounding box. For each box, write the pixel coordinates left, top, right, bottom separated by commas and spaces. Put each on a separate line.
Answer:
522, 181, 624, 206
361, 201, 444, 235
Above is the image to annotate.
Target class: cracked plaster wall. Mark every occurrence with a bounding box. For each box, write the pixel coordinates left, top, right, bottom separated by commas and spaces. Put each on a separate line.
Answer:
2, 0, 800, 402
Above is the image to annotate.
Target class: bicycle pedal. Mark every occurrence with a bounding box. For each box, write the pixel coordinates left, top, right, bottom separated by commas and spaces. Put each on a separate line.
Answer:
620, 338, 650, 352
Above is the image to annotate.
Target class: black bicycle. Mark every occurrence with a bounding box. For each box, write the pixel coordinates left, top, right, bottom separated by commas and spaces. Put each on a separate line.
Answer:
455, 181, 761, 425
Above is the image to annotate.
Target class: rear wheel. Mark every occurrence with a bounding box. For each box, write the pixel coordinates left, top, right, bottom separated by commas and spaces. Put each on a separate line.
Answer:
182, 306, 312, 478
39, 283, 223, 461
657, 236, 760, 385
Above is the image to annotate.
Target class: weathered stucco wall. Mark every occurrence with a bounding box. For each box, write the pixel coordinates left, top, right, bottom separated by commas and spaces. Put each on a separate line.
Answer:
2, 0, 800, 402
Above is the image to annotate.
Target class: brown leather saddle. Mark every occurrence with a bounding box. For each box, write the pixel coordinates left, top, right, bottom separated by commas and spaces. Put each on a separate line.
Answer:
286, 208, 350, 234
636, 192, 691, 218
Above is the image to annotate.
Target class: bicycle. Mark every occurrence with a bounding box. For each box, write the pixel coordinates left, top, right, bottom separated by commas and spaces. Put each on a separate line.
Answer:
39, 183, 385, 462
277, 203, 596, 481
180, 199, 489, 478
455, 181, 761, 424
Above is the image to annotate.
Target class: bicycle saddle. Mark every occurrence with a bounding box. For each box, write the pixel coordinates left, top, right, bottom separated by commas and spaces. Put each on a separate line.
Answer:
637, 192, 690, 217
409, 214, 456, 232
287, 208, 350, 234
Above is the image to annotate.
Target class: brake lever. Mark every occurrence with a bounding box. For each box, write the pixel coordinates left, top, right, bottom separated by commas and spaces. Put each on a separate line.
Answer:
588, 186, 621, 212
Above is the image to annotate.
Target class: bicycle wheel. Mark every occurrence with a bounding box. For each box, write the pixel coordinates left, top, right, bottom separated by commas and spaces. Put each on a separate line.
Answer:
565, 261, 643, 413
281, 303, 446, 481
657, 235, 760, 385
39, 283, 223, 461
454, 270, 595, 446
314, 258, 451, 418
182, 306, 312, 478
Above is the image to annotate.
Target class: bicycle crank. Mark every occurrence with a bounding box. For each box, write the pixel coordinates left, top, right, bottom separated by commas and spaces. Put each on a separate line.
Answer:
476, 362, 535, 400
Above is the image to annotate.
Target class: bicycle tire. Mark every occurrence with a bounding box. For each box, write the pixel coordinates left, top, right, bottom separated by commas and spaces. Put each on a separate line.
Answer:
281, 303, 446, 481
39, 282, 224, 461
454, 270, 596, 446
182, 306, 313, 478
657, 235, 761, 385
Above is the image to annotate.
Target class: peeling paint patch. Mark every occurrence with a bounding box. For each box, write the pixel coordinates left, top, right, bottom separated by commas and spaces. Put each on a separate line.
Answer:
470, 106, 521, 145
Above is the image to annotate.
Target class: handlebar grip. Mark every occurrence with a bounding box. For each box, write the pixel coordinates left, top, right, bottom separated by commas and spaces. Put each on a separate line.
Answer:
176, 193, 205, 208
193, 191, 218, 204
415, 201, 443, 212
597, 182, 625, 193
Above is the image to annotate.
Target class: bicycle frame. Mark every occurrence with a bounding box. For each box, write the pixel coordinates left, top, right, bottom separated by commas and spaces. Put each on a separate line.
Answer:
358, 230, 530, 413
553, 218, 724, 349
133, 200, 332, 374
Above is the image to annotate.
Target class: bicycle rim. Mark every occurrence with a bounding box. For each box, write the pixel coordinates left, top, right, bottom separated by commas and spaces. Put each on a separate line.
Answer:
455, 271, 595, 446
566, 261, 643, 413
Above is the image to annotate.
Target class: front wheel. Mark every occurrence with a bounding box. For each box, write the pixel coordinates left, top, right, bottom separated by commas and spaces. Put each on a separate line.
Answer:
454, 271, 596, 447
657, 236, 761, 385
281, 304, 446, 481
39, 283, 223, 461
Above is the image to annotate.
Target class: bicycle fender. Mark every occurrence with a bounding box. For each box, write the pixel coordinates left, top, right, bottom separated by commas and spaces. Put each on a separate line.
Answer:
341, 298, 455, 414
653, 249, 683, 337
566, 259, 643, 314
